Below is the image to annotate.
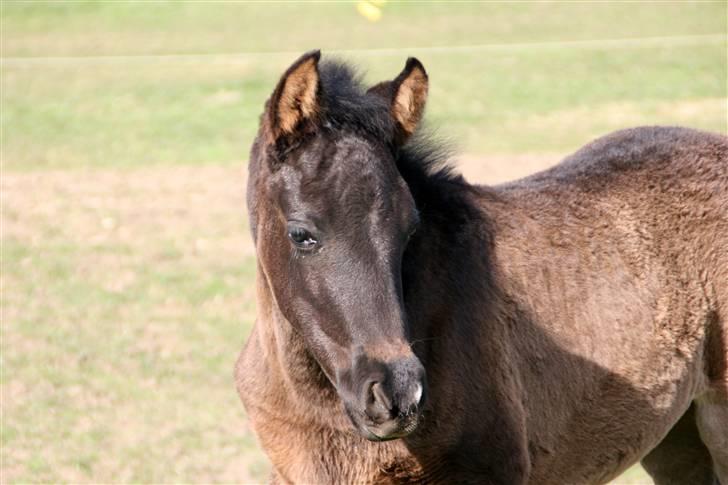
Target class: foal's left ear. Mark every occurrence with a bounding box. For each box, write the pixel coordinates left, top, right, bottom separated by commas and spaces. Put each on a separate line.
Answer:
265, 50, 321, 143
368, 57, 428, 143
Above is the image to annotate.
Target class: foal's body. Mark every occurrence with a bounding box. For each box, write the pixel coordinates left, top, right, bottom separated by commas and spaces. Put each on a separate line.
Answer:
236, 53, 727, 484
238, 126, 727, 484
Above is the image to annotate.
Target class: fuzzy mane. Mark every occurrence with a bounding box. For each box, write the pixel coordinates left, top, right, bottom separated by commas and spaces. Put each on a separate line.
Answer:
317, 59, 467, 198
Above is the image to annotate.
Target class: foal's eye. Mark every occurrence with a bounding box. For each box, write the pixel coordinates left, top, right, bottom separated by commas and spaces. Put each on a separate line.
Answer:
406, 212, 421, 240
288, 227, 318, 251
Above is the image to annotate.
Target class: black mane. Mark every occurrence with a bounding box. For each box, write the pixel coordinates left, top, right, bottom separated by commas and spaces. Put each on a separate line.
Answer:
317, 59, 467, 203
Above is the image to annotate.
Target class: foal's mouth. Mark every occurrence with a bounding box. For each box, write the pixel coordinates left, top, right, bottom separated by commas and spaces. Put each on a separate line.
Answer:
363, 428, 404, 442
359, 413, 422, 442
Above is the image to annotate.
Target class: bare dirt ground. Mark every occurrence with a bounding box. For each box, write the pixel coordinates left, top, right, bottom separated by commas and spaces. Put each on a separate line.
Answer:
2, 164, 256, 260
458, 153, 560, 185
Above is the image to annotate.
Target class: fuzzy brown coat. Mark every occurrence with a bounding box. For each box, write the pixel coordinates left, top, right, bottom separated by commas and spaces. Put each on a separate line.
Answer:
237, 126, 727, 484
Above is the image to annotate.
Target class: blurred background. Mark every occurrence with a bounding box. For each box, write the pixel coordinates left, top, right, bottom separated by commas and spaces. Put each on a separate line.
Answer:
1, 1, 726, 483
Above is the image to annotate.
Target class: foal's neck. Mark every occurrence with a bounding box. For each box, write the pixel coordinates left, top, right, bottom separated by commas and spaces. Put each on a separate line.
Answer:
397, 146, 495, 330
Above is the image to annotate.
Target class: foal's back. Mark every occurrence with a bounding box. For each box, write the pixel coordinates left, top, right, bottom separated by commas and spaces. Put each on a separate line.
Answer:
497, 125, 727, 300
483, 126, 728, 483
496, 126, 727, 289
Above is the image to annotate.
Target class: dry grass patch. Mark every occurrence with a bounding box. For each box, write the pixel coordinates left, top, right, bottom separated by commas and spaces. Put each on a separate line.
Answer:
2, 165, 264, 483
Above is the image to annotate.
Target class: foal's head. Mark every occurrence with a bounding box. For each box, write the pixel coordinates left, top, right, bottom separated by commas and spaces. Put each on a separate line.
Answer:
248, 51, 429, 441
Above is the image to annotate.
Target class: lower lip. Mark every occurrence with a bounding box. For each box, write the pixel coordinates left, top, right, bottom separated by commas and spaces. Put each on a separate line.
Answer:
362, 422, 418, 442
363, 428, 402, 442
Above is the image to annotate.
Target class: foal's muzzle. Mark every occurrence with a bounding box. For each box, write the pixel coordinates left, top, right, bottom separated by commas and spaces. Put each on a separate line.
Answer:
337, 350, 427, 441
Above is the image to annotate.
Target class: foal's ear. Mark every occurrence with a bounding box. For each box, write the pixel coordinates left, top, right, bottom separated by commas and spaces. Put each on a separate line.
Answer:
265, 50, 321, 143
368, 57, 428, 143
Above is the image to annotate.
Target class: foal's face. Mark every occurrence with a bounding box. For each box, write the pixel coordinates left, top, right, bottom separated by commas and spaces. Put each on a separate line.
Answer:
250, 52, 429, 441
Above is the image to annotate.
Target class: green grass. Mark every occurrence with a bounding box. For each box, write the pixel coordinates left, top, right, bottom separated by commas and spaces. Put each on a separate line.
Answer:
2, 2, 726, 483
1, 2, 726, 170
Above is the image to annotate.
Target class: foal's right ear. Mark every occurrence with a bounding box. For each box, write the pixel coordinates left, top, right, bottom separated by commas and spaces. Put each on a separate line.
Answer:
265, 50, 322, 143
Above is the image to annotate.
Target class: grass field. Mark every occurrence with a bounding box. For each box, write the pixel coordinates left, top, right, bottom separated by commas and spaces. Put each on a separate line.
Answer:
2, 2, 726, 483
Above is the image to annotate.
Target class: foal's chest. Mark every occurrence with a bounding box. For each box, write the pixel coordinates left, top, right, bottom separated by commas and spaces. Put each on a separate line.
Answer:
253, 413, 422, 484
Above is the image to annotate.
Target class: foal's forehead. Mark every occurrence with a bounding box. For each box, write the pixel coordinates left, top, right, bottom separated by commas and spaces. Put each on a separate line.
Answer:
297, 132, 399, 184
276, 133, 410, 221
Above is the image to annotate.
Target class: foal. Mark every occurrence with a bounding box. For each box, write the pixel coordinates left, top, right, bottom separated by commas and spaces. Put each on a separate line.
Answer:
236, 51, 728, 484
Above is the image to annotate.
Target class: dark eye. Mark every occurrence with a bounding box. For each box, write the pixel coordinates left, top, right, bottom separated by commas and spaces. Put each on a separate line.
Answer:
288, 226, 318, 251
407, 224, 418, 239
406, 211, 421, 240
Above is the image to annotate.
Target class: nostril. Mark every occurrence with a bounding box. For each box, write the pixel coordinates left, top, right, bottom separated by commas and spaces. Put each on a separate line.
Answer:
370, 382, 392, 412
366, 381, 395, 422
